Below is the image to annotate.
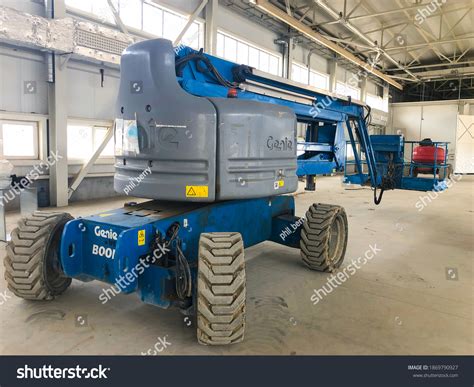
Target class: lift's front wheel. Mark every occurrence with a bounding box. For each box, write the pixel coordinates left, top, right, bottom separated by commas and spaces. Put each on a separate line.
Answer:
4, 211, 73, 300
197, 232, 246, 345
300, 203, 348, 272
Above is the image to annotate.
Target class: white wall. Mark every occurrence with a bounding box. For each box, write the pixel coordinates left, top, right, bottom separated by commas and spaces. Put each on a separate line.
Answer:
0, 45, 48, 115
66, 62, 120, 120
388, 100, 474, 158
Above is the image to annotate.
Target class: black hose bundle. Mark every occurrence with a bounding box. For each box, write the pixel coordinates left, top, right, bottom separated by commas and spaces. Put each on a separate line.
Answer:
165, 223, 192, 299
175, 49, 237, 89
176, 240, 192, 299
364, 104, 372, 127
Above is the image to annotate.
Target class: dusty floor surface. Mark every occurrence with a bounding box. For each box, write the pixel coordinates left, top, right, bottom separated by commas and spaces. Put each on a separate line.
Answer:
0, 175, 472, 355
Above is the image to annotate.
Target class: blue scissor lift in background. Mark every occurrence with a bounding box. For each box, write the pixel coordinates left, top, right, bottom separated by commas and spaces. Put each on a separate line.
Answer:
4, 39, 450, 346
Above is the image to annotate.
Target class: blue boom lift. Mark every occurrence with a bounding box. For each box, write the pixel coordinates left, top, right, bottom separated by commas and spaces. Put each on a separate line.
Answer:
4, 39, 450, 345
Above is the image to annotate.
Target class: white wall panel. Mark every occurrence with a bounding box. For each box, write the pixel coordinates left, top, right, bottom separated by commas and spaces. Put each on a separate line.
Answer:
66, 62, 120, 120
455, 115, 474, 174
389, 102, 473, 160
0, 45, 48, 114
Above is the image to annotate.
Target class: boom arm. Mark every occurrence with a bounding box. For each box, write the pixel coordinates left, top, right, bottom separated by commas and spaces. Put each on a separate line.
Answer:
173, 46, 449, 203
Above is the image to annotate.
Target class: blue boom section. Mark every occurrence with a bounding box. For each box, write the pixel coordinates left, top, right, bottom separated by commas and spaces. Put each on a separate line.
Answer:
174, 45, 450, 195
174, 46, 369, 184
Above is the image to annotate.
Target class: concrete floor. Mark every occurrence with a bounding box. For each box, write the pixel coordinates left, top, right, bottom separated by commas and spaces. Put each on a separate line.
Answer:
0, 176, 472, 355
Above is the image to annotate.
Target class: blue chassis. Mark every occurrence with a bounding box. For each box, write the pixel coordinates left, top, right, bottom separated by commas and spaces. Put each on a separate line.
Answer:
60, 196, 301, 309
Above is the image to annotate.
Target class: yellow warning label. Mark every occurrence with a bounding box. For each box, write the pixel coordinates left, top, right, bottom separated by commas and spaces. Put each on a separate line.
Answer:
278, 180, 285, 187
186, 185, 209, 198
138, 230, 146, 246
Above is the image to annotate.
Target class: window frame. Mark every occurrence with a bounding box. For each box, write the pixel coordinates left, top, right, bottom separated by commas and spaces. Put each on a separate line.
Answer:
217, 29, 282, 76
0, 120, 40, 160
0, 113, 46, 165
67, 119, 115, 165
366, 92, 389, 112
336, 81, 361, 101
65, 0, 204, 50
291, 61, 330, 91
291, 61, 309, 85
309, 69, 329, 90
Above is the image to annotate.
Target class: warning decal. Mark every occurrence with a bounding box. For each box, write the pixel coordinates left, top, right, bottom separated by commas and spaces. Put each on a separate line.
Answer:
98, 213, 114, 217
138, 230, 146, 246
273, 180, 285, 190
186, 185, 209, 198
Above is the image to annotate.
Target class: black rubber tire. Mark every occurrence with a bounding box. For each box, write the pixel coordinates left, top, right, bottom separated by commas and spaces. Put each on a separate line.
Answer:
300, 203, 348, 272
197, 232, 246, 345
4, 211, 73, 300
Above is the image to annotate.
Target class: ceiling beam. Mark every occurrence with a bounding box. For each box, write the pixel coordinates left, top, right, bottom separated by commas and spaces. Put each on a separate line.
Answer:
318, 3, 429, 26
395, 66, 474, 82
253, 0, 404, 89
386, 60, 474, 72
311, 0, 419, 81
383, 36, 474, 53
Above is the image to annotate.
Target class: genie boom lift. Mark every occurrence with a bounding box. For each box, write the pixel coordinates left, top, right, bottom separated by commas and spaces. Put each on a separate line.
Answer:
4, 39, 450, 345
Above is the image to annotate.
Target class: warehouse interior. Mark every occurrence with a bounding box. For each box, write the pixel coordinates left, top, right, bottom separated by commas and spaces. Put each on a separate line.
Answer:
0, 0, 472, 356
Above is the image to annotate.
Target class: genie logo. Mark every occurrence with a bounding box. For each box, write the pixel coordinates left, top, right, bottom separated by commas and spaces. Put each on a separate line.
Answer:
267, 136, 293, 151
94, 226, 118, 241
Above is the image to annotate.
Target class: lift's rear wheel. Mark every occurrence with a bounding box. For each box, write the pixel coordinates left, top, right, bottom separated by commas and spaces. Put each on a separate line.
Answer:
197, 232, 246, 345
300, 203, 348, 272
4, 211, 73, 300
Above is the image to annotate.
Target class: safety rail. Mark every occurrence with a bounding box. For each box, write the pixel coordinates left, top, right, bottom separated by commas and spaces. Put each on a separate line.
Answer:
344, 138, 451, 193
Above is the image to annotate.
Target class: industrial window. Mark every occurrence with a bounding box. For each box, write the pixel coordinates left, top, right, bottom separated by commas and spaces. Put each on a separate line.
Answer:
292, 62, 329, 90
65, 0, 116, 24
336, 81, 361, 100
216, 31, 281, 76
309, 70, 329, 90
0, 121, 39, 159
291, 62, 309, 85
66, 0, 202, 49
366, 93, 389, 112
120, 0, 143, 30
67, 123, 114, 162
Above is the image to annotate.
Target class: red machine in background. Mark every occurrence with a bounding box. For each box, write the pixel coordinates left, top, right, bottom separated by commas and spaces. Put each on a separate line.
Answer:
411, 138, 451, 178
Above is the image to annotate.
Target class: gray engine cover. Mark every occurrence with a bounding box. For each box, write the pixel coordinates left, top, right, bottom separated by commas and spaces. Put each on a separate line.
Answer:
114, 39, 217, 201
209, 98, 297, 200
114, 39, 297, 202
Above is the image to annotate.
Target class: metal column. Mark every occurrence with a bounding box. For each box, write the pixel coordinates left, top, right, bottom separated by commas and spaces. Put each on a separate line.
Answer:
328, 59, 338, 93
47, 0, 69, 207
204, 0, 218, 55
